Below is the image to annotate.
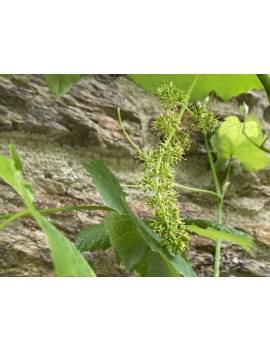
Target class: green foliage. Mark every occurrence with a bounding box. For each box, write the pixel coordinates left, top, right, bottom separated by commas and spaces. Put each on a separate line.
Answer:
211, 116, 270, 172
85, 159, 196, 277
129, 74, 263, 102
184, 219, 254, 252
105, 213, 148, 271
75, 223, 111, 252
135, 250, 178, 277
45, 74, 85, 98
0, 145, 95, 277
85, 160, 129, 215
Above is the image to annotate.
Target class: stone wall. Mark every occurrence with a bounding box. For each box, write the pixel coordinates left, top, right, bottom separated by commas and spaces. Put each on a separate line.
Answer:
0, 74, 269, 276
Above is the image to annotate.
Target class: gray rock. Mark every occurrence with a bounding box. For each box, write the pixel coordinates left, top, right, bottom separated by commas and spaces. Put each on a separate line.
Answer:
0, 74, 270, 277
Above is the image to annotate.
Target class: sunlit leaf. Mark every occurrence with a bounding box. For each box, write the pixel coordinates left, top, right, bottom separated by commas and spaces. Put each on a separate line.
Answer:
129, 74, 263, 102
184, 218, 254, 252
0, 146, 95, 277
211, 116, 270, 172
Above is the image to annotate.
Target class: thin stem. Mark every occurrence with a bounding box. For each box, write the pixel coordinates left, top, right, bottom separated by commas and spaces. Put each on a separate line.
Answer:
173, 183, 219, 198
0, 205, 113, 225
121, 182, 219, 197
0, 210, 29, 230
203, 133, 222, 198
257, 74, 270, 104
261, 131, 270, 148
242, 130, 270, 154
203, 133, 224, 277
117, 108, 141, 154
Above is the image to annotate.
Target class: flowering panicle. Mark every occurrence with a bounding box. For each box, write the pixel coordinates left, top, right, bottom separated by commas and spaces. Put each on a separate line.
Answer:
137, 82, 218, 255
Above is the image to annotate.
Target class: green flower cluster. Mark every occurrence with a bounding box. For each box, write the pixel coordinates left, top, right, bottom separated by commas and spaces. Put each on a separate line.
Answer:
137, 82, 218, 255
138, 82, 191, 254
188, 101, 218, 134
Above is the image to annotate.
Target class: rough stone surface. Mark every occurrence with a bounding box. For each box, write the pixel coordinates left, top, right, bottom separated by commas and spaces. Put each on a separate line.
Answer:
0, 74, 270, 277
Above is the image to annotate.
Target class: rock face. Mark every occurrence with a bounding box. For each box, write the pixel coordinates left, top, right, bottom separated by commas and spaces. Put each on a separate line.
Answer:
0, 74, 270, 277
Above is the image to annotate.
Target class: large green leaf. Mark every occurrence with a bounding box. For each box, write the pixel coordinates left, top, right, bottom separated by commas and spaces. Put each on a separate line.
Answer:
129, 74, 263, 102
105, 213, 148, 271
75, 223, 111, 252
45, 74, 84, 98
86, 159, 196, 277
211, 116, 270, 172
184, 219, 254, 252
0, 145, 95, 277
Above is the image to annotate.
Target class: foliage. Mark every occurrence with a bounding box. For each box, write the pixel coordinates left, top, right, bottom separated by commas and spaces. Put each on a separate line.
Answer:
128, 74, 264, 102
83, 159, 196, 277
211, 116, 270, 172
1, 74, 270, 277
0, 145, 95, 277
184, 219, 254, 252
45, 74, 85, 98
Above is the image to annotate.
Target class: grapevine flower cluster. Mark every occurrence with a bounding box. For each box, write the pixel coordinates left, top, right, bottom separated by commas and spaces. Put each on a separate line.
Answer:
137, 82, 218, 255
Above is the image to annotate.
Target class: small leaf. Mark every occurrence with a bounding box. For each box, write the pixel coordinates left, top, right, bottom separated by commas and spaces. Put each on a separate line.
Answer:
75, 223, 111, 252
105, 212, 148, 271
45, 74, 84, 98
184, 218, 254, 252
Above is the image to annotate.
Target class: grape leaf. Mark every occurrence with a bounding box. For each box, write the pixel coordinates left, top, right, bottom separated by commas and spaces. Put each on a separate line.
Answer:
184, 218, 254, 252
45, 74, 84, 98
211, 116, 270, 172
75, 223, 111, 252
129, 74, 263, 102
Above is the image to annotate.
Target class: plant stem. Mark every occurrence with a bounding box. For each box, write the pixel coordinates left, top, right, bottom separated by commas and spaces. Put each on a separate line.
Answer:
121, 182, 219, 197
0, 205, 113, 229
257, 74, 270, 104
203, 133, 223, 277
173, 183, 219, 197
117, 108, 141, 154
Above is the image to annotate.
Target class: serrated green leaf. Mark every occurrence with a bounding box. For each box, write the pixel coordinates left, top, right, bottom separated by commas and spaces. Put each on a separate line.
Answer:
85, 159, 130, 215
211, 116, 270, 172
45, 74, 84, 98
105, 212, 148, 271
86, 159, 196, 277
184, 218, 254, 252
129, 74, 263, 102
75, 223, 111, 252
0, 145, 95, 277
